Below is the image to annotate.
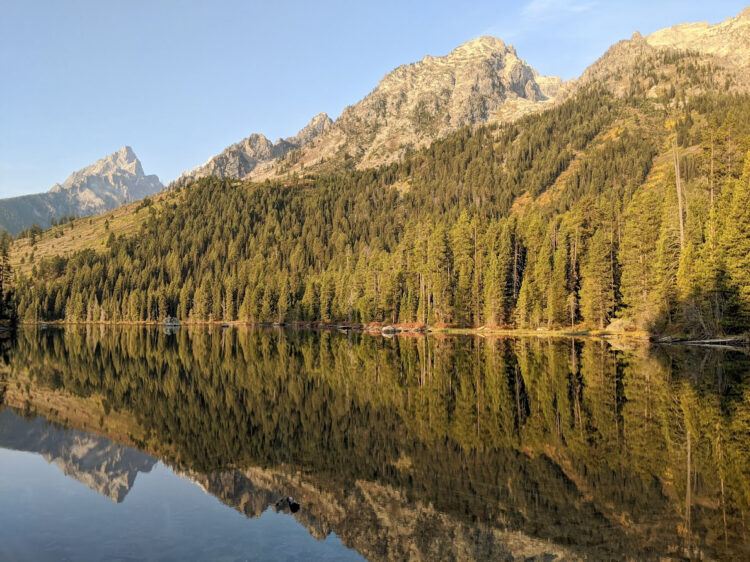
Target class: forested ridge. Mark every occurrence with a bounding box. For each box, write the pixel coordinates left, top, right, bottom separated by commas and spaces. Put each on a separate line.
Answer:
12, 86, 750, 336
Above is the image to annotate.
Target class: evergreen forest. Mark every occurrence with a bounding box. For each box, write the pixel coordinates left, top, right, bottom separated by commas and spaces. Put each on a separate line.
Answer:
11, 86, 750, 337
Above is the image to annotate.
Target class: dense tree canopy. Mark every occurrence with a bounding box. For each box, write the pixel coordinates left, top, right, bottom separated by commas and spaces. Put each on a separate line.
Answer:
12, 88, 750, 336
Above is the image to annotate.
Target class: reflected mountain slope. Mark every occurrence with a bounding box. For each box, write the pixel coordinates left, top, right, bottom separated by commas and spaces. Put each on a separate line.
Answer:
0, 407, 156, 502
1, 327, 749, 560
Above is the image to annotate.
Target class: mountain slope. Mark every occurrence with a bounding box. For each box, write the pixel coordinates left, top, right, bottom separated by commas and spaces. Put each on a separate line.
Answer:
10, 8, 750, 337
190, 37, 560, 183
269, 36, 560, 174
646, 7, 750, 69
0, 146, 163, 235
575, 9, 750, 99
173, 113, 333, 186
185, 20, 750, 185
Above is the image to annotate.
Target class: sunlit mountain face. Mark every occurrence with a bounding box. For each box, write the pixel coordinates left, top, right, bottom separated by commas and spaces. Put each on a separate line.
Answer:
1, 326, 748, 561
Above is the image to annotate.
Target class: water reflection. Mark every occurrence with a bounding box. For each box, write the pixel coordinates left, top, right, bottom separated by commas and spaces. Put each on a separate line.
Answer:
0, 408, 155, 502
1, 326, 748, 560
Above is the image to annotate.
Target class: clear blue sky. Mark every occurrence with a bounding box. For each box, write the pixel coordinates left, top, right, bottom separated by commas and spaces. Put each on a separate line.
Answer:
1, 0, 747, 196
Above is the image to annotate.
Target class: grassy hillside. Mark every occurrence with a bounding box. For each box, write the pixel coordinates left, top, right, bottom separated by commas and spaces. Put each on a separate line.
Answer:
10, 190, 181, 276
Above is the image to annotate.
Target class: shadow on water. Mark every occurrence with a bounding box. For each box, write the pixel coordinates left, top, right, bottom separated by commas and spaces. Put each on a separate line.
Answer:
1, 326, 749, 560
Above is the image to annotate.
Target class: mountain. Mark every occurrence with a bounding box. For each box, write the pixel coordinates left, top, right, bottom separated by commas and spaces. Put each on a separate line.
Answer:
646, 7, 750, 70
0, 407, 156, 502
168, 12, 750, 185
10, 8, 750, 338
0, 146, 163, 235
256, 36, 561, 176
173, 112, 333, 186
186, 37, 560, 183
184, 466, 576, 561
576, 9, 750, 98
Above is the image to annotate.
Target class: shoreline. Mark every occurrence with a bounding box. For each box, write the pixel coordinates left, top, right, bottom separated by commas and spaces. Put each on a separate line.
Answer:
18, 320, 749, 348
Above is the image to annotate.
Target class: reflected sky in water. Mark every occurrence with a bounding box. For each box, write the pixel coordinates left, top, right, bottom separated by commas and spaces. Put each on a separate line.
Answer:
0, 326, 749, 561
0, 422, 361, 562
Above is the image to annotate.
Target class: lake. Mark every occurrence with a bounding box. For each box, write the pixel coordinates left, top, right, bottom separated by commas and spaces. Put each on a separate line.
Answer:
0, 327, 748, 561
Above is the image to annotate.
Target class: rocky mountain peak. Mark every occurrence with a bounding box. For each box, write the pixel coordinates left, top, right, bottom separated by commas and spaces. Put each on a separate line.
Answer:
113, 145, 140, 171
451, 35, 504, 52
645, 7, 750, 69
49, 145, 162, 209
178, 35, 561, 184
246, 35, 560, 179
116, 144, 137, 161
284, 112, 333, 146
49, 146, 151, 194
449, 35, 512, 57
173, 112, 335, 186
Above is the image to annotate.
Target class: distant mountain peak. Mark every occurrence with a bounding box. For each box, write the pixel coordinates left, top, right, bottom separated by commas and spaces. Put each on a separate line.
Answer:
174, 113, 334, 186
645, 7, 750, 69
114, 145, 138, 166
284, 112, 333, 146
117, 144, 136, 158
51, 146, 149, 194
451, 35, 512, 56
0, 146, 162, 234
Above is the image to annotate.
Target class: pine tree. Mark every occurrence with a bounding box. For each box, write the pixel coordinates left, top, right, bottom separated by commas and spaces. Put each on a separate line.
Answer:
427, 224, 453, 325
450, 212, 474, 326
300, 278, 319, 321
720, 150, 750, 331
277, 275, 290, 323
483, 253, 504, 327
580, 229, 616, 329
547, 231, 569, 328
619, 186, 662, 328
692, 205, 729, 333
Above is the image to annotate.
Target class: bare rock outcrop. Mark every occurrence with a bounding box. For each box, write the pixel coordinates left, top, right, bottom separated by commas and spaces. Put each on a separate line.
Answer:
180, 36, 560, 184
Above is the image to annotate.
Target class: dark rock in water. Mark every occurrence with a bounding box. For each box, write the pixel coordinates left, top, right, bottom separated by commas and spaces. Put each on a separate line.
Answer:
275, 496, 300, 514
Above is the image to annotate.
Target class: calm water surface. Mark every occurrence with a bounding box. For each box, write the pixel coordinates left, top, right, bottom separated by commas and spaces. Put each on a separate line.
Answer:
0, 327, 748, 561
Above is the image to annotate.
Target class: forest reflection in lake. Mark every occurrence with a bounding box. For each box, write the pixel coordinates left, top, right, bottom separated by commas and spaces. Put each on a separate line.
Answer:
0, 326, 749, 561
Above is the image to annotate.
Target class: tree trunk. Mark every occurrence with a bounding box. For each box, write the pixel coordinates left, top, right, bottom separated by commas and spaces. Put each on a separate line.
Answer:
673, 139, 686, 251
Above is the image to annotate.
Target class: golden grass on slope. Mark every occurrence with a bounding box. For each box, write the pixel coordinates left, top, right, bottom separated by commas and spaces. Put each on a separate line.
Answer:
9, 190, 181, 276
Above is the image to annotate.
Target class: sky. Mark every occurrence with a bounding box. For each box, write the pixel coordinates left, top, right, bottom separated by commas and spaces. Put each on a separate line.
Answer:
1, 0, 747, 197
